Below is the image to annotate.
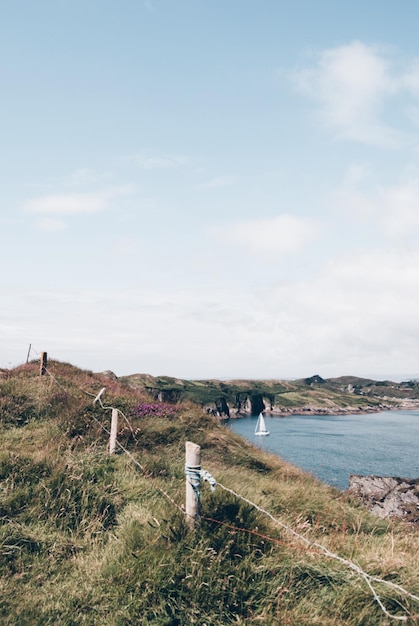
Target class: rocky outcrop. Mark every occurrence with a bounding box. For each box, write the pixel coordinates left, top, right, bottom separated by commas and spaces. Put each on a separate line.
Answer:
205, 397, 230, 417
123, 372, 419, 416
98, 370, 118, 381
267, 404, 396, 416
348, 475, 419, 523
147, 388, 183, 404
229, 402, 396, 417
227, 393, 271, 417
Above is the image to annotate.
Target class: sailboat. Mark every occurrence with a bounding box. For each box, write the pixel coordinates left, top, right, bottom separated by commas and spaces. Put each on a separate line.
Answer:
255, 412, 269, 436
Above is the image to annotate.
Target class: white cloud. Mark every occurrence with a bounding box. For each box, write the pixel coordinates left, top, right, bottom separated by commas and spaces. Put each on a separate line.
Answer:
3, 242, 419, 380
296, 249, 419, 369
377, 179, 419, 238
3, 246, 419, 380
332, 166, 419, 239
134, 153, 188, 169
111, 236, 138, 259
68, 168, 99, 186
25, 192, 107, 215
218, 214, 320, 257
23, 185, 136, 231
330, 162, 375, 218
37, 218, 67, 232
197, 175, 239, 189
401, 58, 419, 94
293, 41, 407, 146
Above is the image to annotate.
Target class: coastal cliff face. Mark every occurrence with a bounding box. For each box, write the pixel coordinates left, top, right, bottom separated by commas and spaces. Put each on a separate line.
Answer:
121, 372, 419, 417
226, 397, 398, 417
348, 475, 419, 523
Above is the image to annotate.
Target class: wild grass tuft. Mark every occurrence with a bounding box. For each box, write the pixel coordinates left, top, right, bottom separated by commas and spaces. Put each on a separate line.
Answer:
0, 360, 418, 624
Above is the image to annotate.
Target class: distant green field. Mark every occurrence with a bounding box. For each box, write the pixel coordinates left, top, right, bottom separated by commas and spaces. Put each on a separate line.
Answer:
121, 371, 413, 414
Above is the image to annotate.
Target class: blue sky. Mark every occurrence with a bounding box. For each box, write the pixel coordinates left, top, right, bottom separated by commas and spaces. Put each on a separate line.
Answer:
3, 0, 419, 380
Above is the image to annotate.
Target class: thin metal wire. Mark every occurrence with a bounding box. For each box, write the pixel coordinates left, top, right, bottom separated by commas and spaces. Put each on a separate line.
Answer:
89, 410, 184, 514
217, 482, 417, 621
200, 514, 316, 551
41, 359, 183, 514
31, 350, 419, 621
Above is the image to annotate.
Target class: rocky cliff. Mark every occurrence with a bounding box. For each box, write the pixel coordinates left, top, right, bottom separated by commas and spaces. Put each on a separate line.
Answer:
348, 475, 419, 523
120, 372, 419, 417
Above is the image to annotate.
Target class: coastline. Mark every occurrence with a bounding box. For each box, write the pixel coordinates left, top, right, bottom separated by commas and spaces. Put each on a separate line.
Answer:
226, 398, 419, 419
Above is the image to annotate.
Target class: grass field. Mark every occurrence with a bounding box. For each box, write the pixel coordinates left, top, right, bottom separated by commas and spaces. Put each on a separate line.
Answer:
0, 361, 418, 624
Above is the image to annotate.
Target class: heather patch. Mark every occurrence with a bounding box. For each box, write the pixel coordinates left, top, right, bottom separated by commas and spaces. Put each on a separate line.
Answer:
131, 402, 179, 419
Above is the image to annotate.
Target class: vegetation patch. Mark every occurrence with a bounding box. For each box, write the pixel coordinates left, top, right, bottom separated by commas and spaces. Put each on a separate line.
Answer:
0, 361, 417, 624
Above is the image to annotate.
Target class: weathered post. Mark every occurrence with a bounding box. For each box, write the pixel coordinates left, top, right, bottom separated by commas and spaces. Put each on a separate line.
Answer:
109, 409, 118, 455
40, 352, 47, 376
185, 441, 201, 528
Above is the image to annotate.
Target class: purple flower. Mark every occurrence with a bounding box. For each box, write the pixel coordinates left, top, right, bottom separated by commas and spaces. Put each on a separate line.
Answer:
131, 402, 179, 419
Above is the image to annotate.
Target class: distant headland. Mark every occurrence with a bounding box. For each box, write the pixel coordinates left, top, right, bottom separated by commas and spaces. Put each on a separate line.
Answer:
117, 372, 419, 417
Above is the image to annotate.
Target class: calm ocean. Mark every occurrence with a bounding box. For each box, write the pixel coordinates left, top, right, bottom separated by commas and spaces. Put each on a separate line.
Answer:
228, 409, 419, 490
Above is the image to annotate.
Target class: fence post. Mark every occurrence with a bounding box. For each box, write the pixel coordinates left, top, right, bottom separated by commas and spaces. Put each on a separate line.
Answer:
109, 409, 118, 455
185, 441, 201, 528
40, 352, 47, 376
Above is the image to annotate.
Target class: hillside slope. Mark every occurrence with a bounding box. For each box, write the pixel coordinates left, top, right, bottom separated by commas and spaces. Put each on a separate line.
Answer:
0, 361, 418, 624
122, 371, 419, 416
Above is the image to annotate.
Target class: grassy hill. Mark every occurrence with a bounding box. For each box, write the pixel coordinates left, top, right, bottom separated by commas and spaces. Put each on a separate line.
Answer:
0, 361, 418, 624
121, 371, 419, 416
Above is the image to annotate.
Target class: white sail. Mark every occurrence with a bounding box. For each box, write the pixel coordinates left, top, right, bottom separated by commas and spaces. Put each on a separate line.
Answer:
255, 412, 269, 436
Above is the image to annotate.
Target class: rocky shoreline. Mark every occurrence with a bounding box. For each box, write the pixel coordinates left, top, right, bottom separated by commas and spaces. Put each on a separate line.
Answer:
225, 398, 419, 419
348, 475, 419, 524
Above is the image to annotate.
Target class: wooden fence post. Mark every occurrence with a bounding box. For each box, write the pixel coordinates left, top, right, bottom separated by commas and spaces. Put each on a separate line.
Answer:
109, 409, 118, 455
185, 441, 201, 528
40, 352, 47, 376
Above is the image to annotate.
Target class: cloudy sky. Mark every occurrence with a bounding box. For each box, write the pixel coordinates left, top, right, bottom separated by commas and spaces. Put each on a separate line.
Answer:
3, 0, 419, 380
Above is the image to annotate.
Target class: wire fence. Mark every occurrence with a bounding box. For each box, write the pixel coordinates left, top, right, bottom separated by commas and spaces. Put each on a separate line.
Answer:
13, 349, 419, 621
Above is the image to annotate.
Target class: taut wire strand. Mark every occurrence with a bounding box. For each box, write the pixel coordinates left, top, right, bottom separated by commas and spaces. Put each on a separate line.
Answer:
31, 351, 418, 622
217, 482, 418, 621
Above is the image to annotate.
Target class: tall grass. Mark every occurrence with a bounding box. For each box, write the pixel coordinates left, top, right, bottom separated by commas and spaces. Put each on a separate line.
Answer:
0, 361, 418, 624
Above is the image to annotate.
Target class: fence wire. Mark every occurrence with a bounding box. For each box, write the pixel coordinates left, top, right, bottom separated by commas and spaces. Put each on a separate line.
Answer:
20, 350, 419, 622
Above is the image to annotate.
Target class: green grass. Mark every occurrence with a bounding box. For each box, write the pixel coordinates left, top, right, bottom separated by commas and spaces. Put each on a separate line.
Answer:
121, 371, 407, 414
0, 361, 418, 624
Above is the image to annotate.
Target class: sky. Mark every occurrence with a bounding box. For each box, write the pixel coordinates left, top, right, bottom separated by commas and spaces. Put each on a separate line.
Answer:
3, 0, 419, 380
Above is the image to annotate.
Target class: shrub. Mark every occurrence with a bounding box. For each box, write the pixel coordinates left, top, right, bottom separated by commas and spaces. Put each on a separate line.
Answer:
131, 402, 179, 419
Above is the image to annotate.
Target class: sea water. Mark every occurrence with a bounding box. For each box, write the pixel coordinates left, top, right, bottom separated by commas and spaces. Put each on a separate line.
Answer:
228, 410, 419, 490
